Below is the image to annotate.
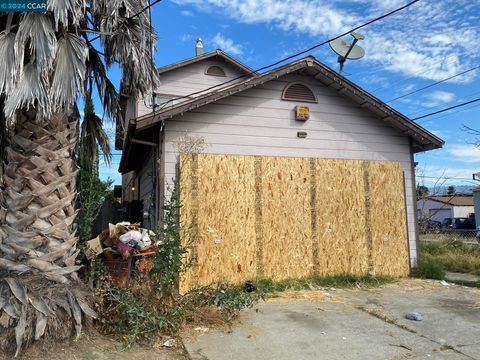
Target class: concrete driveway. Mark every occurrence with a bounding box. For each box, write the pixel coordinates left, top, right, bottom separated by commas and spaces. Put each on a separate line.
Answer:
183, 279, 480, 360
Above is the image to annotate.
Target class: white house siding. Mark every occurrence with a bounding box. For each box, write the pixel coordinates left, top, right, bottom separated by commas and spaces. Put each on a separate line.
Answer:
136, 59, 248, 118
161, 73, 419, 267
453, 206, 475, 218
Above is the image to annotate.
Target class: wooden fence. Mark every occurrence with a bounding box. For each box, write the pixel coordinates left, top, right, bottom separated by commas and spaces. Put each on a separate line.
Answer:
179, 153, 409, 292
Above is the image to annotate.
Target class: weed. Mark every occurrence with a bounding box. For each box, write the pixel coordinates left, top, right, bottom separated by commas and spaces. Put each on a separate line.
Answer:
255, 273, 395, 293
445, 279, 480, 288
89, 180, 263, 348
412, 254, 445, 280
418, 239, 480, 276
440, 344, 455, 351
356, 306, 416, 333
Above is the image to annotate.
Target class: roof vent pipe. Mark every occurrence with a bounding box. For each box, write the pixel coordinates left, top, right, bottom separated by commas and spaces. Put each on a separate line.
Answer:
195, 38, 204, 56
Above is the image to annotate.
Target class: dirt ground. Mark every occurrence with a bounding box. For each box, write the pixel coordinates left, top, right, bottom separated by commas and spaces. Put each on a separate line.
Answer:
1, 331, 189, 360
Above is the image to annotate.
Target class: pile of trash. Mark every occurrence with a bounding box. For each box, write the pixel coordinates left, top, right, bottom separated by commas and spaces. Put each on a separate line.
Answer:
86, 222, 159, 260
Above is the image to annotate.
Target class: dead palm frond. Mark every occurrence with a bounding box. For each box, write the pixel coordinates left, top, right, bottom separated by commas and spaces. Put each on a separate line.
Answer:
80, 112, 111, 168
14, 13, 57, 76
0, 30, 16, 94
4, 63, 49, 118
47, 0, 85, 29
50, 33, 88, 111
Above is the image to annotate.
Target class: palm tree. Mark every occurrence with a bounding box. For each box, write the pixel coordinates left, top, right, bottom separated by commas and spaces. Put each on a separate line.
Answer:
0, 3, 159, 356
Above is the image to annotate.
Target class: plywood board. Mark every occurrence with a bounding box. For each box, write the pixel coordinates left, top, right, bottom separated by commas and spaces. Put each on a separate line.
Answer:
180, 153, 409, 291
180, 153, 257, 291
368, 161, 409, 276
315, 159, 369, 276
261, 157, 312, 280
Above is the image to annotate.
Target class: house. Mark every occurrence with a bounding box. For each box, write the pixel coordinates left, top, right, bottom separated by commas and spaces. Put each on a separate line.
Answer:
417, 195, 475, 223
116, 40, 443, 287
474, 187, 480, 229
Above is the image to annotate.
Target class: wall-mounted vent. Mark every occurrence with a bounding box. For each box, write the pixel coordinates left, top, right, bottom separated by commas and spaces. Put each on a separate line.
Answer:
282, 83, 317, 103
205, 65, 226, 77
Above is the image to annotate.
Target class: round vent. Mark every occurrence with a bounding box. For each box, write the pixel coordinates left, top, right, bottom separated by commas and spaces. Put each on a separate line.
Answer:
282, 83, 317, 103
205, 65, 226, 77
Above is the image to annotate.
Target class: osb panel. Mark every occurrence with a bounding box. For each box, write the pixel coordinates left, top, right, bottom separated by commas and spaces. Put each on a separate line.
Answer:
181, 153, 257, 291
261, 157, 312, 280
368, 161, 409, 276
180, 154, 409, 291
315, 159, 369, 276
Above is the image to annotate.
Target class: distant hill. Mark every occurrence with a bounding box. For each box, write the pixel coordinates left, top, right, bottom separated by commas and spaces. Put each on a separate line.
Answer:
428, 185, 476, 195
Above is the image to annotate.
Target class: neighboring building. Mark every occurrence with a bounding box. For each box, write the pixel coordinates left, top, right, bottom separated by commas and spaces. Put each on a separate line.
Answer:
116, 41, 443, 268
472, 188, 480, 227
417, 196, 475, 223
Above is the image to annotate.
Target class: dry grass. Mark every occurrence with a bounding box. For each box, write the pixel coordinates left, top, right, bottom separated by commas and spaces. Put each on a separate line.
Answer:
420, 239, 480, 275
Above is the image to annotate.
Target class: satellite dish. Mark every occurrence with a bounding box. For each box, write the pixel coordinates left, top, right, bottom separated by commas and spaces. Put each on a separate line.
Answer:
329, 32, 365, 74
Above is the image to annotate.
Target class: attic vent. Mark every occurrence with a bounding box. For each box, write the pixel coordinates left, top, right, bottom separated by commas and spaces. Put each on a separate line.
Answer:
205, 65, 226, 77
282, 83, 317, 103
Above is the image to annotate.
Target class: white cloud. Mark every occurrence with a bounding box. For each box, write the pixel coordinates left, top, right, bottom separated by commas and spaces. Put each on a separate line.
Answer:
212, 33, 243, 55
180, 10, 194, 16
424, 90, 455, 107
173, 0, 480, 82
447, 144, 480, 163
180, 33, 195, 43
415, 163, 478, 187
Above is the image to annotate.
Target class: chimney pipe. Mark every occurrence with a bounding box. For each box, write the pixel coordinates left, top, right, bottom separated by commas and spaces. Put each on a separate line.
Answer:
195, 38, 204, 56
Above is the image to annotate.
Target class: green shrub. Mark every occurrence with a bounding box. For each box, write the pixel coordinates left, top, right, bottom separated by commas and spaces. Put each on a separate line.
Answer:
413, 255, 445, 280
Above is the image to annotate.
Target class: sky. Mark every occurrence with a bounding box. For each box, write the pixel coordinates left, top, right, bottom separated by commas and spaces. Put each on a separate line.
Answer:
97, 0, 480, 190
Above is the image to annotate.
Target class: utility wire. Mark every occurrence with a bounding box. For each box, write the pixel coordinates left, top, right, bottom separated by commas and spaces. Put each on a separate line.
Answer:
129, 0, 162, 20
157, 0, 421, 109
362, 54, 459, 92
417, 175, 477, 181
386, 64, 480, 103
412, 97, 480, 121
416, 102, 480, 122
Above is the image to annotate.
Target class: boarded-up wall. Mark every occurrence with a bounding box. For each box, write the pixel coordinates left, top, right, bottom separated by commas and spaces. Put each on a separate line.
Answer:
180, 153, 409, 292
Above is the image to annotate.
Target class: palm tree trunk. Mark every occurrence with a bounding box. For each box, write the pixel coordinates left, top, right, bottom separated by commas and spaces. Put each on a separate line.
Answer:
0, 109, 96, 357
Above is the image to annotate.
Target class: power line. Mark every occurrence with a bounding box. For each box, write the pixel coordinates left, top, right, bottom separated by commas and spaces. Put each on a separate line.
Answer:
412, 97, 480, 121
366, 54, 461, 93
386, 64, 480, 103
416, 102, 480, 122
158, 0, 421, 109
129, 0, 162, 20
417, 175, 477, 181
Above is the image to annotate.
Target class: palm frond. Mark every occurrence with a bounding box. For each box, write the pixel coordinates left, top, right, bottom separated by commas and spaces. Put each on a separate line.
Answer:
47, 0, 85, 29
15, 13, 56, 76
5, 63, 49, 118
100, 0, 160, 98
0, 31, 16, 94
80, 113, 111, 168
50, 33, 88, 112
85, 43, 122, 123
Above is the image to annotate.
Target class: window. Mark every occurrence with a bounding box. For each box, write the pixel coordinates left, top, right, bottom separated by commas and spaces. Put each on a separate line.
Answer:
282, 83, 317, 103
205, 65, 226, 77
